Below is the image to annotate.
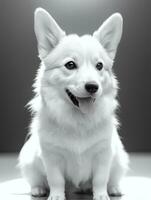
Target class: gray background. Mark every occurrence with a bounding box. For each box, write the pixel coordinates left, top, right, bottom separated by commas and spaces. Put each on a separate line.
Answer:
0, 0, 150, 152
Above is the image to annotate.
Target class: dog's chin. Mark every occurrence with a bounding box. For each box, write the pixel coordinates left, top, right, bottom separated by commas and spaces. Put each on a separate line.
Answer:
65, 89, 96, 114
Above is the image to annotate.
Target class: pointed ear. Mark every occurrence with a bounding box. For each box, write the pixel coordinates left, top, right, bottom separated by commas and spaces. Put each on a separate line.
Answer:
93, 13, 123, 60
34, 8, 66, 59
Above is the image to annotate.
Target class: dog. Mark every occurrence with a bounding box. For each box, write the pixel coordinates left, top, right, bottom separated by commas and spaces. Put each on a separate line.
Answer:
19, 8, 129, 200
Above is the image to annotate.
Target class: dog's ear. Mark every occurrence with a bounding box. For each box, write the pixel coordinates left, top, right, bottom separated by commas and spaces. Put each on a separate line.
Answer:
93, 13, 123, 60
34, 8, 66, 59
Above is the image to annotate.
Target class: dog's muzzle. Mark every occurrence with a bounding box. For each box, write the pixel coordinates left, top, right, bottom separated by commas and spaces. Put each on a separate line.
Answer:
65, 89, 96, 109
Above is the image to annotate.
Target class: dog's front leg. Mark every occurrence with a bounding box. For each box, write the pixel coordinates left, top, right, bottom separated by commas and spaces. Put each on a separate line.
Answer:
42, 148, 65, 200
92, 149, 112, 200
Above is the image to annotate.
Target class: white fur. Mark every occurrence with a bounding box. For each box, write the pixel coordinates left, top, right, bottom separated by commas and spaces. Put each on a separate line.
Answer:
19, 8, 129, 200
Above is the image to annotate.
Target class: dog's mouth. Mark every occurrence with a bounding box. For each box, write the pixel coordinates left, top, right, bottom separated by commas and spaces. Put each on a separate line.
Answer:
66, 89, 80, 107
65, 89, 96, 113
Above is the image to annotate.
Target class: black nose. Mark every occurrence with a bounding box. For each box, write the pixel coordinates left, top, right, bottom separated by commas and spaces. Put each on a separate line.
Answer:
85, 82, 99, 93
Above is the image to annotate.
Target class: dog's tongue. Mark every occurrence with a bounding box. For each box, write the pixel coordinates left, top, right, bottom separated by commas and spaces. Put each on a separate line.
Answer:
79, 97, 95, 114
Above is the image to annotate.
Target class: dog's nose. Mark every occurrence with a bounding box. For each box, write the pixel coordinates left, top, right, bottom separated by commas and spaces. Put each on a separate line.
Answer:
85, 82, 99, 94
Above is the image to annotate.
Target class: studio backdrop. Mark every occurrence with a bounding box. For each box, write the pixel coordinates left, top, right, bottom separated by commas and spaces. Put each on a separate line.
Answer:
0, 0, 150, 152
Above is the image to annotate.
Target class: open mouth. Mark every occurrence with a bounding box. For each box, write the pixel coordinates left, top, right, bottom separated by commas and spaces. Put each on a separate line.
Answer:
66, 89, 79, 107
65, 89, 95, 108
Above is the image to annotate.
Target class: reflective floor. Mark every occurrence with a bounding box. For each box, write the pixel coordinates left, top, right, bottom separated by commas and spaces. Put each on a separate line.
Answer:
0, 153, 151, 200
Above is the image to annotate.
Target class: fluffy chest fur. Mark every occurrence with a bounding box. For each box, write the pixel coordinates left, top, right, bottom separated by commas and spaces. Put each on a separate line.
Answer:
37, 106, 115, 187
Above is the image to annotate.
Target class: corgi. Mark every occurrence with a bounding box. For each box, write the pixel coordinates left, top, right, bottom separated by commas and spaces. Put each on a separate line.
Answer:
19, 8, 129, 200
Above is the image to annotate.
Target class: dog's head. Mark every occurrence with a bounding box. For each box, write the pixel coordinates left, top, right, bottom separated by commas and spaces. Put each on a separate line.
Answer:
34, 8, 123, 115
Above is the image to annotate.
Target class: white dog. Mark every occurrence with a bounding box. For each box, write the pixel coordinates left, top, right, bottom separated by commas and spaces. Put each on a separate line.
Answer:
19, 8, 129, 200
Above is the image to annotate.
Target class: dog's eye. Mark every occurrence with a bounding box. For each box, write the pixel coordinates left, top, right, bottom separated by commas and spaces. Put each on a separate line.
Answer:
65, 61, 77, 70
96, 62, 103, 71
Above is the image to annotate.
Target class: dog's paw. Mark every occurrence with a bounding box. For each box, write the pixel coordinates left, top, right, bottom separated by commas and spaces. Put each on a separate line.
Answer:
48, 195, 65, 200
108, 186, 122, 196
31, 186, 48, 197
93, 194, 110, 200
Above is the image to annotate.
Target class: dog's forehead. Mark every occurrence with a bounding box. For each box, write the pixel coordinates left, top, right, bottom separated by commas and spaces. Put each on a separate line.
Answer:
59, 34, 105, 60
44, 34, 112, 67
81, 35, 100, 46
64, 34, 101, 51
